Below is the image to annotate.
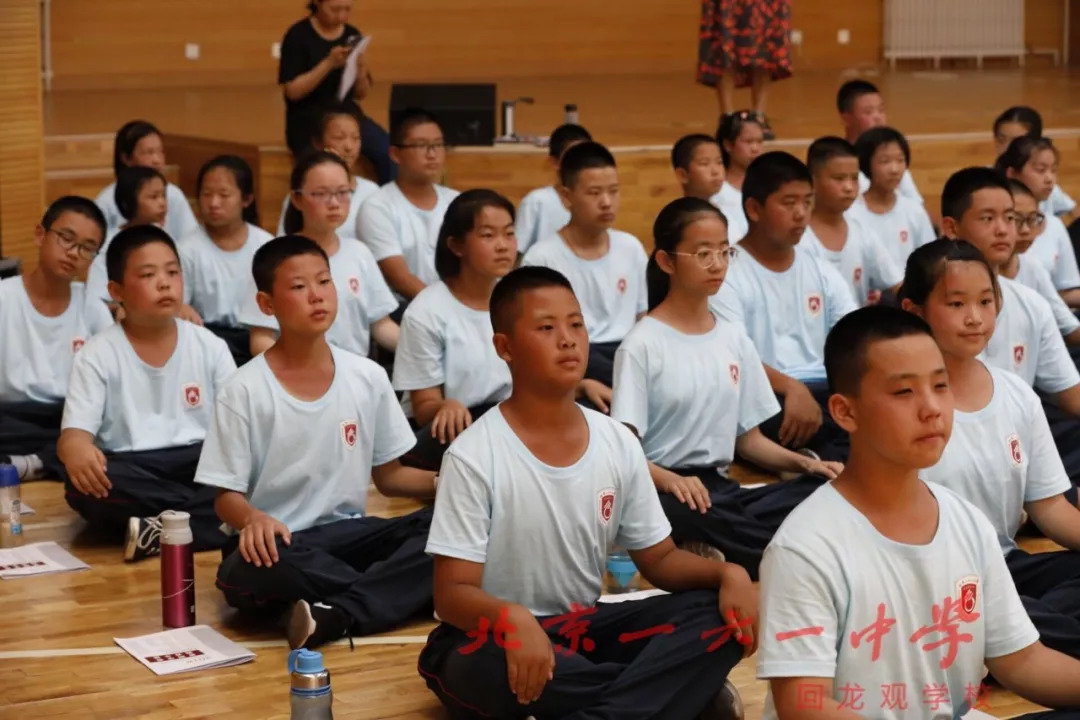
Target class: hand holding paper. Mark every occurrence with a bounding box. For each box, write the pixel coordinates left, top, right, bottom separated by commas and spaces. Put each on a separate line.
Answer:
337, 35, 373, 101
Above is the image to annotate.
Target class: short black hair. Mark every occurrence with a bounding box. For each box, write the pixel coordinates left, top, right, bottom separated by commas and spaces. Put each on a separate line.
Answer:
825, 305, 935, 396
435, 189, 516, 281
112, 119, 162, 176
940, 167, 1012, 222
855, 127, 910, 179
742, 151, 812, 216
314, 102, 363, 149
672, 134, 719, 171
806, 136, 857, 175
836, 79, 880, 114
898, 238, 998, 307
251, 235, 330, 294
41, 196, 107, 241
1007, 177, 1037, 201
390, 107, 443, 147
549, 124, 593, 159
993, 106, 1042, 139
559, 141, 616, 188
105, 225, 178, 284
114, 166, 167, 222
490, 266, 574, 335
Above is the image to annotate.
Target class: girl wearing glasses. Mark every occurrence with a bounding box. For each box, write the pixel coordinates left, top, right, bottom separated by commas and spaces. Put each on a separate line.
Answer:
276, 104, 379, 240
239, 151, 398, 359
996, 136, 1080, 308
610, 197, 841, 578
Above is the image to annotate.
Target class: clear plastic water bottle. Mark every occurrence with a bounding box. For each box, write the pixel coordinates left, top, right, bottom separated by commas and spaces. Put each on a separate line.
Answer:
0, 464, 23, 547
605, 549, 639, 594
564, 103, 580, 125
289, 648, 333, 719
160, 510, 195, 628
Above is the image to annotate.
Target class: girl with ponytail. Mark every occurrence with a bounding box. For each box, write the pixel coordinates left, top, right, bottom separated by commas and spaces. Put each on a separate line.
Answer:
610, 197, 841, 578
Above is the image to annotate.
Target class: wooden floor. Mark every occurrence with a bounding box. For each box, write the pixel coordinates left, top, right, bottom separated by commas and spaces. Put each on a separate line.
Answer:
0, 470, 1061, 719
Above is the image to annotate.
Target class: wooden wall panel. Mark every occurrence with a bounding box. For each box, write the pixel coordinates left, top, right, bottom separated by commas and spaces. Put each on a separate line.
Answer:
790, 0, 883, 70
0, 0, 46, 270
1026, 0, 1065, 54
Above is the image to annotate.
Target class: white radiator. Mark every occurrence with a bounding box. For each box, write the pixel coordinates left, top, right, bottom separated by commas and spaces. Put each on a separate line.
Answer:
883, 0, 1026, 68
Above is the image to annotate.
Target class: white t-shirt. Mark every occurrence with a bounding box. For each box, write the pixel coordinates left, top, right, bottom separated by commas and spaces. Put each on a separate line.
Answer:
275, 177, 379, 240
61, 319, 235, 452
392, 281, 511, 417
858, 168, 924, 205
800, 214, 903, 306
982, 277, 1080, 394
179, 223, 274, 327
851, 193, 936, 270
711, 183, 749, 243
84, 228, 121, 308
923, 364, 1070, 555
194, 347, 415, 532
0, 277, 112, 404
1014, 254, 1080, 336
611, 315, 779, 470
710, 248, 858, 381
1042, 184, 1076, 217
237, 237, 397, 358
521, 230, 648, 344
515, 185, 569, 255
427, 406, 672, 617
356, 182, 459, 288
1026, 214, 1080, 291
94, 181, 198, 243
758, 482, 1038, 720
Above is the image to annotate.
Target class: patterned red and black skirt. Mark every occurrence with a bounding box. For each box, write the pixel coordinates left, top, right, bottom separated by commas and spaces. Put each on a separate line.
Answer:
697, 0, 793, 88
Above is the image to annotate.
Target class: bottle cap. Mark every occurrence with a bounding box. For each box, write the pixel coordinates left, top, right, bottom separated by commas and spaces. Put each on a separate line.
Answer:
289, 648, 325, 674
160, 510, 191, 532
0, 465, 18, 488
565, 103, 578, 111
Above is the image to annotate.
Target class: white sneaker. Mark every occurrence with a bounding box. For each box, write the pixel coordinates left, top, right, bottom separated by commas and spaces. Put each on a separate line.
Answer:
6, 454, 44, 481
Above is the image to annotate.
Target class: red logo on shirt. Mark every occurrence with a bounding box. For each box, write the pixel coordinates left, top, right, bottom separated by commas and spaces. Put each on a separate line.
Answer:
341, 420, 358, 449
348, 277, 360, 296
616, 277, 627, 295
1008, 434, 1022, 465
72, 338, 85, 353
598, 488, 616, 525
807, 294, 823, 316
956, 575, 980, 620
853, 267, 863, 284
1013, 344, 1025, 367
182, 383, 201, 409
729, 363, 740, 385
899, 230, 909, 244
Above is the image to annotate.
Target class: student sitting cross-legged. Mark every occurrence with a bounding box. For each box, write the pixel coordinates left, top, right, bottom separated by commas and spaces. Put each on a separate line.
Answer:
418, 266, 755, 720
515, 123, 592, 255
240, 151, 398, 359
612, 198, 842, 579
903, 238, 1080, 662
0, 197, 112, 480
521, 142, 648, 393
758, 305, 1080, 720
710, 151, 858, 462
393, 190, 516, 471
196, 236, 437, 650
180, 155, 273, 365
57, 225, 233, 561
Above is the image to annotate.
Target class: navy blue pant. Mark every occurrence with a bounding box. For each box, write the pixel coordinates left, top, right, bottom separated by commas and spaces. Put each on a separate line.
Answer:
1008, 549, 1080, 660
204, 323, 251, 367
402, 403, 496, 471
418, 589, 743, 720
360, 114, 396, 184
216, 507, 433, 635
586, 341, 620, 388
662, 466, 825, 580
758, 379, 849, 462
61, 443, 225, 551
1041, 395, 1080, 492
0, 400, 62, 471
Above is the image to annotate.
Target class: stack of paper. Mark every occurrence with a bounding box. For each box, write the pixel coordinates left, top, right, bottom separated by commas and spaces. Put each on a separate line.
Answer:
115, 626, 255, 676
0, 541, 89, 579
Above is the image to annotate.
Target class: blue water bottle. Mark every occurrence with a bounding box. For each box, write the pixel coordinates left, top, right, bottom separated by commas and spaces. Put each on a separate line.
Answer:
288, 648, 333, 719
0, 464, 23, 547
605, 549, 639, 594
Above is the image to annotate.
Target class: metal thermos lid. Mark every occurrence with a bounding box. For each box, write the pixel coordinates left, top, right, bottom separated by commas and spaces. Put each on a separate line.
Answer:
160, 510, 191, 532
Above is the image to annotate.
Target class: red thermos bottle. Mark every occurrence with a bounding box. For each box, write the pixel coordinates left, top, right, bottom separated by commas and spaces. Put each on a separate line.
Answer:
160, 510, 195, 628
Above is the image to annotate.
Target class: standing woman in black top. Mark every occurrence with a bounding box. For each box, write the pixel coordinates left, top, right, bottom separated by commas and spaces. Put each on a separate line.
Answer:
278, 0, 396, 184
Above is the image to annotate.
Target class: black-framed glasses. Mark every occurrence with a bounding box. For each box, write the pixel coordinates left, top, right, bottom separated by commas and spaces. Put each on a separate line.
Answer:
298, 189, 354, 205
669, 247, 737, 269
47, 227, 100, 259
1014, 212, 1046, 230
395, 141, 447, 154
